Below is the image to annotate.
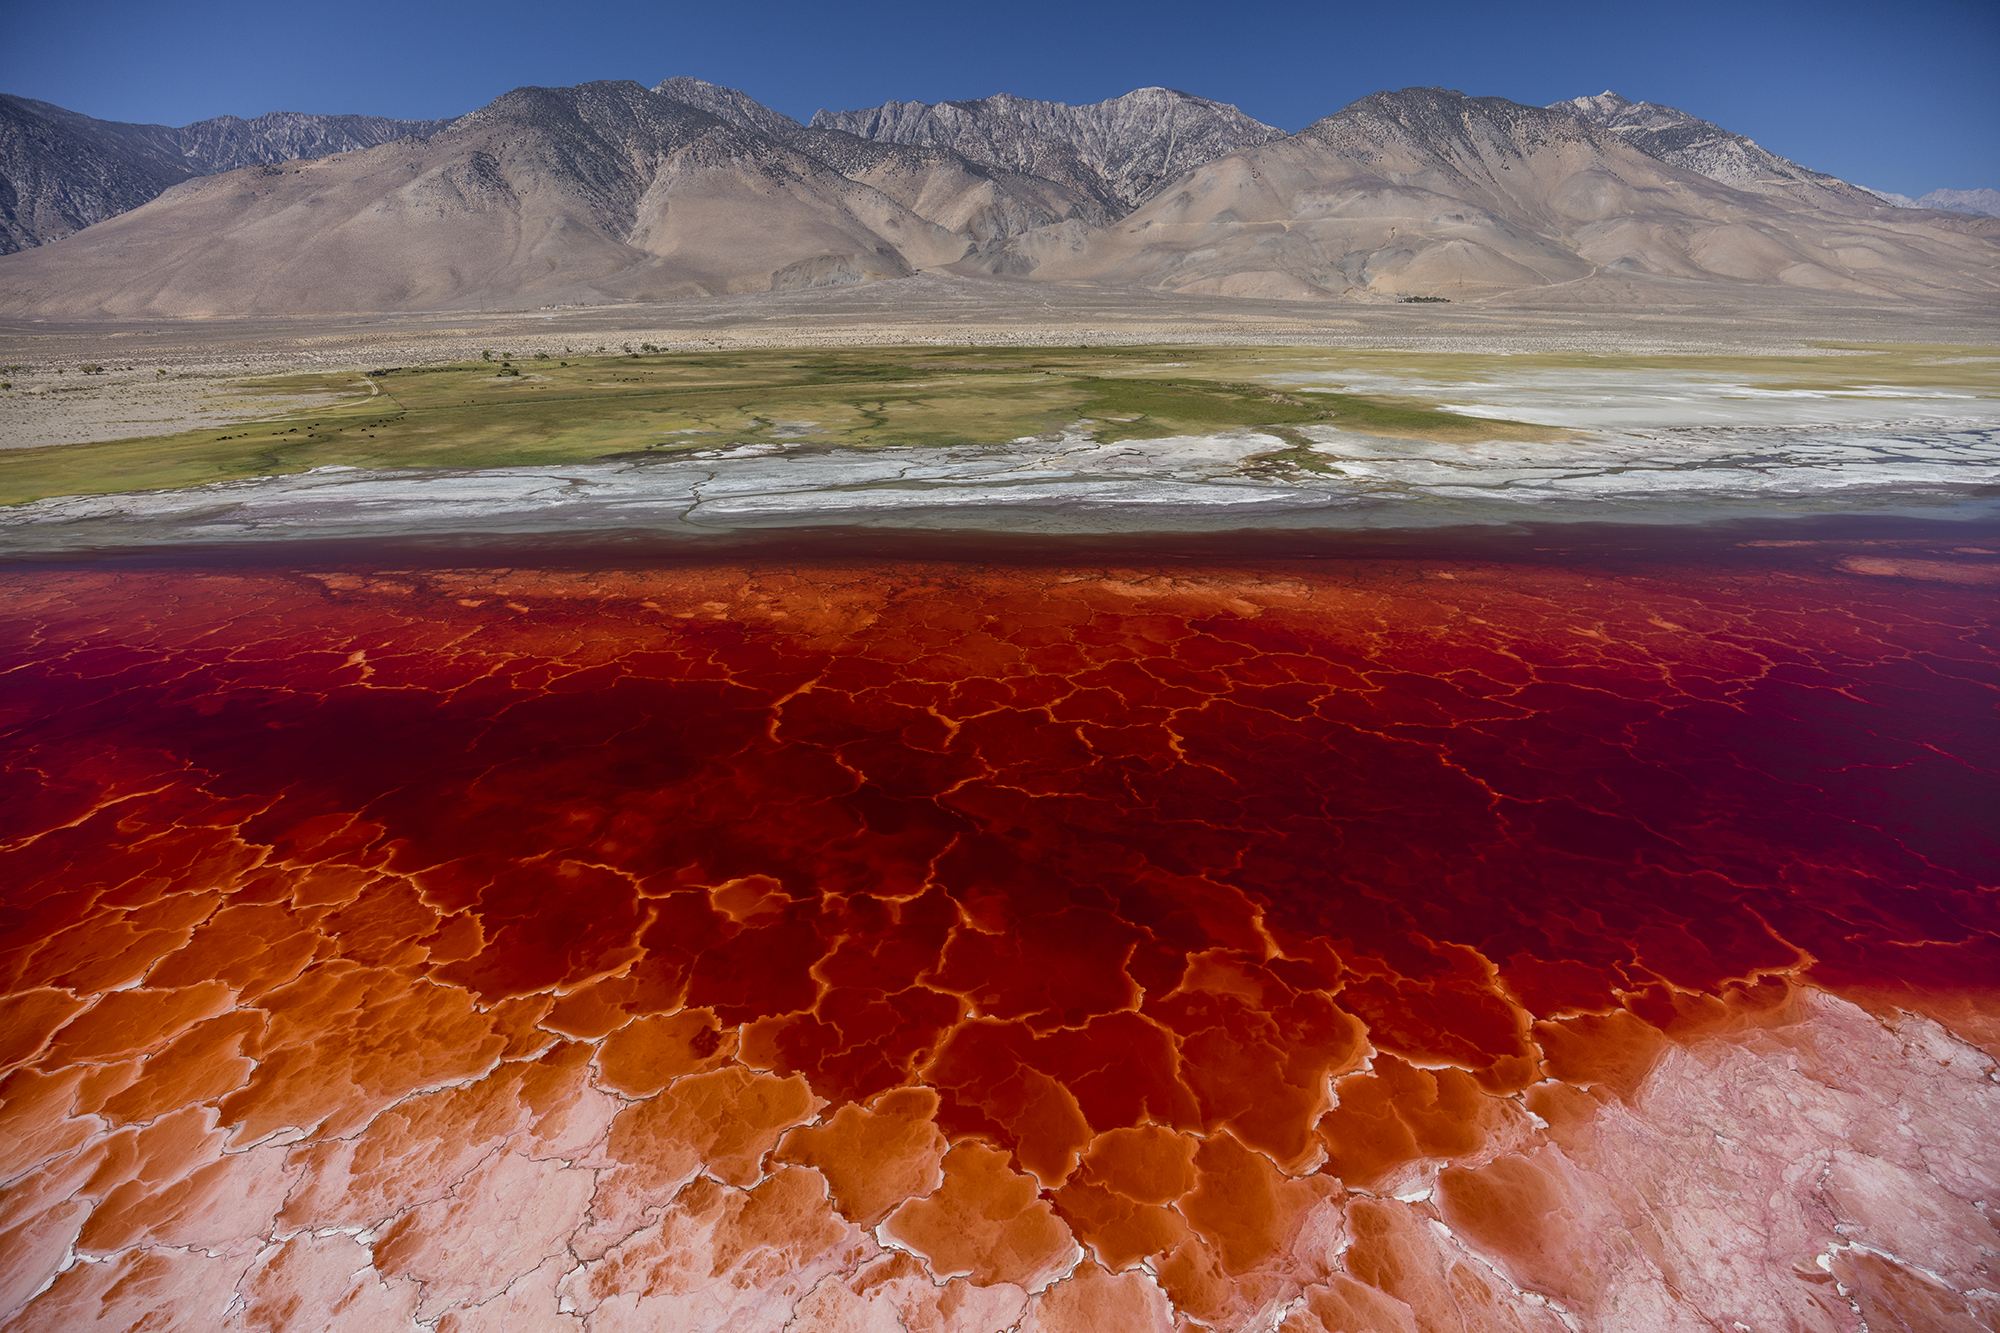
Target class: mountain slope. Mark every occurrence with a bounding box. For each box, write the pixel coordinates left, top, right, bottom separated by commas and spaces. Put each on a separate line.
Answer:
1, 96, 193, 253
781, 126, 1111, 245
651, 76, 804, 140
1550, 91, 1883, 212
956, 87, 2000, 305
652, 78, 1111, 244
0, 94, 443, 252
0, 82, 967, 316
811, 87, 1284, 212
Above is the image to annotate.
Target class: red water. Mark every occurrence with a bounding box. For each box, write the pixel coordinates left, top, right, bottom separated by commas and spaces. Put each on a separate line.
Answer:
1, 539, 1995, 1324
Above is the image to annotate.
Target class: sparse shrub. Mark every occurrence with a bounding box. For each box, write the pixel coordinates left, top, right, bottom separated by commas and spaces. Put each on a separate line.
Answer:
481, 350, 495, 361
79, 363, 105, 374
496, 366, 521, 377
534, 352, 549, 360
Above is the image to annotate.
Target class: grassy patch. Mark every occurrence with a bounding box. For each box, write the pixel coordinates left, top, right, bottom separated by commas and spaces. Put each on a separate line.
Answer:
36, 340, 1981, 506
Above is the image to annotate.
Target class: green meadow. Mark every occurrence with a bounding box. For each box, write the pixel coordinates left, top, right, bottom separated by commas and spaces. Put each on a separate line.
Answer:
3, 341, 1986, 506
0, 345, 1560, 506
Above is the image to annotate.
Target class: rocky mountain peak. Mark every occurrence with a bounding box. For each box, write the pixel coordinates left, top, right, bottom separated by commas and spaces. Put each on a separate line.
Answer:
1548, 88, 1878, 207
809, 86, 1284, 212
1297, 86, 1600, 164
652, 77, 805, 141
1558, 90, 1633, 119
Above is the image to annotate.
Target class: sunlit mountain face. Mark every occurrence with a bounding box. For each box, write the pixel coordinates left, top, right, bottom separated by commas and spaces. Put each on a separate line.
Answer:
3, 534, 1995, 1331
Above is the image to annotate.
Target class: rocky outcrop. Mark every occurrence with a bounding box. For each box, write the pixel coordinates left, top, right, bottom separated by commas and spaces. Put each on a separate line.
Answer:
811, 86, 1285, 212
0, 95, 443, 252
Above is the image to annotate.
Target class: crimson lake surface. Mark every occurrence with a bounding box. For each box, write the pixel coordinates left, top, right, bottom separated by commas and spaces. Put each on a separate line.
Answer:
1, 524, 1995, 1322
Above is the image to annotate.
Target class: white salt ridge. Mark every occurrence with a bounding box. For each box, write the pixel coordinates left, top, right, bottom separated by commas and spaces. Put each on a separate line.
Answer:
1269, 367, 2000, 431
1298, 425, 2000, 505
3, 421, 1997, 551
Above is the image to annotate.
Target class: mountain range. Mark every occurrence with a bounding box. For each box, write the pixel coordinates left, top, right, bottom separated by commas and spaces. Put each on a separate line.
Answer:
0, 95, 444, 253
1864, 186, 2000, 217
0, 78, 1993, 316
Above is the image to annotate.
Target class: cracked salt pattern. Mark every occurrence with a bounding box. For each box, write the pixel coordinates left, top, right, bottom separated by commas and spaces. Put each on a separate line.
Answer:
4, 559, 1996, 1331
3, 421, 1998, 551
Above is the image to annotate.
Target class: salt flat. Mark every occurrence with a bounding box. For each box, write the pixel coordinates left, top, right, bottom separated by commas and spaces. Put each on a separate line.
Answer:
6, 416, 1995, 553
1270, 365, 2000, 431
2, 288, 1994, 552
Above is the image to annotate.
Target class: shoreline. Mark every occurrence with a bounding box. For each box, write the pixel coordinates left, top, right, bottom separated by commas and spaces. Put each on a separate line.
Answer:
5, 508, 1995, 581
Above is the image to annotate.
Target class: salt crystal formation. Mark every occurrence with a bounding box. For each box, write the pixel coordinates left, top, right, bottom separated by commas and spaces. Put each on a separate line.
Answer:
1, 552, 1994, 1331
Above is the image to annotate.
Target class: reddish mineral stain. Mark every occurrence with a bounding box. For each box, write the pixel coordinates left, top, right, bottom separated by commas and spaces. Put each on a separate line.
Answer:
0, 543, 1995, 1330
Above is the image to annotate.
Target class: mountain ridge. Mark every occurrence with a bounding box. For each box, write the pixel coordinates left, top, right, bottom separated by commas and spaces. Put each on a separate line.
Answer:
0, 81, 1992, 316
1549, 90, 1882, 212
951, 86, 1999, 306
810, 87, 1285, 212
0, 94, 445, 253
1864, 185, 2000, 218
0, 80, 974, 315
652, 76, 1112, 245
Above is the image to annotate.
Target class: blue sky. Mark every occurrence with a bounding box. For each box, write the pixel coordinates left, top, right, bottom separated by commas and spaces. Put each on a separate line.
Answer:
5, 0, 1994, 195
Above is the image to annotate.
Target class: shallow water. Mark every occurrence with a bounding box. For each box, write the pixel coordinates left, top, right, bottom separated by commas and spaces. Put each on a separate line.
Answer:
2, 528, 1995, 1328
